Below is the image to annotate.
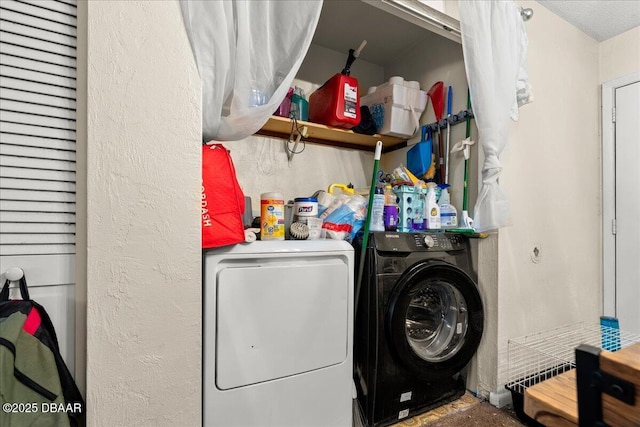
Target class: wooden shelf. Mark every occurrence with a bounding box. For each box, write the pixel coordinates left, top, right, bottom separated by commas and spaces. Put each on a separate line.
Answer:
255, 116, 407, 152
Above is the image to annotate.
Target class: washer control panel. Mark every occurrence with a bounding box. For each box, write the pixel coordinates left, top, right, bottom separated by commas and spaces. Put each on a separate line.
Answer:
374, 232, 466, 253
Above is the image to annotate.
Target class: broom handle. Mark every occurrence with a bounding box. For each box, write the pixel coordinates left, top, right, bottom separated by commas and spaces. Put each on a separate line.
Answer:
463, 90, 471, 212
355, 141, 382, 319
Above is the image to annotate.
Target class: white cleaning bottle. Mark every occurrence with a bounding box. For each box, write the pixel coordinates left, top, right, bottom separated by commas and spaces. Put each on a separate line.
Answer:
438, 185, 458, 228
426, 183, 441, 230
370, 186, 385, 232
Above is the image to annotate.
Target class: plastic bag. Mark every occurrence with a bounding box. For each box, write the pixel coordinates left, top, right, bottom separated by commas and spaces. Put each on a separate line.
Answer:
322, 194, 367, 242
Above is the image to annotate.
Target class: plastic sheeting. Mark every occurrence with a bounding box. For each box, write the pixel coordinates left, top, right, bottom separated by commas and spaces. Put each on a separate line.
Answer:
459, 0, 533, 232
180, 1, 322, 141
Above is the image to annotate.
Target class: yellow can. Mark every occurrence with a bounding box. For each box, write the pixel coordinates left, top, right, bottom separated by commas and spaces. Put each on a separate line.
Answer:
260, 192, 285, 240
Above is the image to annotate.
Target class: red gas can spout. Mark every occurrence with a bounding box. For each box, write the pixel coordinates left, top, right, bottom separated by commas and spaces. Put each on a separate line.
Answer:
341, 40, 367, 76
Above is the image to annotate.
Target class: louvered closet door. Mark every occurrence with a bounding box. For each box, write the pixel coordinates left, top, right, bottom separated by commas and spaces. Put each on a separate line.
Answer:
0, 0, 77, 374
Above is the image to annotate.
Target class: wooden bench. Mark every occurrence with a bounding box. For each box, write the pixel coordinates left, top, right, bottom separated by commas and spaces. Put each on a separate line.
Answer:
524, 342, 640, 426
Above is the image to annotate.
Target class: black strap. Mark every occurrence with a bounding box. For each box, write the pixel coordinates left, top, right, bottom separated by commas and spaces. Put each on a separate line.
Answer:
1, 277, 30, 301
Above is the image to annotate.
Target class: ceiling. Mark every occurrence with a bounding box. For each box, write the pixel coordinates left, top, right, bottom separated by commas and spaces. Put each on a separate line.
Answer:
312, 1, 640, 65
536, 0, 640, 41
312, 1, 457, 67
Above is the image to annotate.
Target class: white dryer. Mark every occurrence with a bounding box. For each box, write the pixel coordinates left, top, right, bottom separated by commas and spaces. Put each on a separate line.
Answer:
203, 240, 354, 427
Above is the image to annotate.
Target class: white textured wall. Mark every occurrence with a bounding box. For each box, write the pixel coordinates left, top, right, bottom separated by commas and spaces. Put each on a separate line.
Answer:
599, 26, 640, 83
494, 0, 601, 391
227, 136, 374, 212
84, 1, 201, 425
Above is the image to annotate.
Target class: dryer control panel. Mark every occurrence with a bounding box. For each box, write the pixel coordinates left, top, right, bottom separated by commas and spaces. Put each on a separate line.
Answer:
373, 232, 466, 253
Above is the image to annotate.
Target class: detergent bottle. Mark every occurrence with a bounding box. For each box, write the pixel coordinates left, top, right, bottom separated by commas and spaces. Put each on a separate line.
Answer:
425, 183, 441, 230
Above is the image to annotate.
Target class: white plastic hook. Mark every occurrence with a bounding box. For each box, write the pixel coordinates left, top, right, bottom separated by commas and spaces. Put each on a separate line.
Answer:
4, 267, 24, 281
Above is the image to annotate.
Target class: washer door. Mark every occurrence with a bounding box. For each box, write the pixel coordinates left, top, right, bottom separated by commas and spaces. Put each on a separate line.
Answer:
386, 259, 483, 379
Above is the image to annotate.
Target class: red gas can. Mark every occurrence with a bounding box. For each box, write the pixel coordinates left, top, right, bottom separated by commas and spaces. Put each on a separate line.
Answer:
309, 73, 360, 129
308, 41, 367, 129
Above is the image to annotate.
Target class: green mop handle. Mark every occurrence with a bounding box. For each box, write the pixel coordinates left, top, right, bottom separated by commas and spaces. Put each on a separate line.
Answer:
355, 140, 383, 319
463, 90, 471, 212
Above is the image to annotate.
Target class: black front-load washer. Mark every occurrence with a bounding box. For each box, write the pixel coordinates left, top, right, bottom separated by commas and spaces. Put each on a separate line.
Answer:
354, 232, 484, 427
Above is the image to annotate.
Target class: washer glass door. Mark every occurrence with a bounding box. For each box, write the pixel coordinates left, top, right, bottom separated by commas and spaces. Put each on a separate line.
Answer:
405, 279, 468, 362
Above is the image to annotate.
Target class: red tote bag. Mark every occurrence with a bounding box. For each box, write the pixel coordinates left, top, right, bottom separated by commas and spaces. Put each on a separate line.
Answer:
202, 144, 246, 249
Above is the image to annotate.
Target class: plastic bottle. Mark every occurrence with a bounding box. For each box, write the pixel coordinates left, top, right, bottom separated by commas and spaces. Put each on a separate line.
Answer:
383, 185, 399, 231
290, 86, 309, 121
438, 185, 458, 228
425, 183, 441, 230
370, 186, 385, 232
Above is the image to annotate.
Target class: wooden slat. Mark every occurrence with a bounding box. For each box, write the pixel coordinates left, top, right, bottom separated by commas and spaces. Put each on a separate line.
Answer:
1, 111, 75, 131
17, 0, 77, 18
0, 211, 75, 223
0, 199, 75, 213
0, 165, 75, 181
0, 52, 76, 78
53, 0, 77, 8
0, 40, 76, 68
0, 177, 75, 192
1, 64, 76, 89
0, 221, 75, 234
0, 243, 74, 256
0, 7, 75, 37
0, 143, 76, 160
1, 232, 75, 244
0, 87, 76, 110
0, 30, 76, 59
0, 98, 75, 120
1, 0, 77, 28
1, 154, 75, 171
0, 132, 75, 151
0, 121, 75, 140
0, 18, 76, 48
1, 114, 75, 134
0, 189, 75, 203
524, 370, 578, 426
0, 75, 75, 99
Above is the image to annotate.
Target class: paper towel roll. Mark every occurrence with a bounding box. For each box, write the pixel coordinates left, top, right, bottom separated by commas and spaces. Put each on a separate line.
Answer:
244, 229, 258, 243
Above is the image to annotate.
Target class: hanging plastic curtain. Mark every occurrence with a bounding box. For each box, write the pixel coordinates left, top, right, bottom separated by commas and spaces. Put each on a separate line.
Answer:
458, 0, 533, 232
180, 0, 323, 141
